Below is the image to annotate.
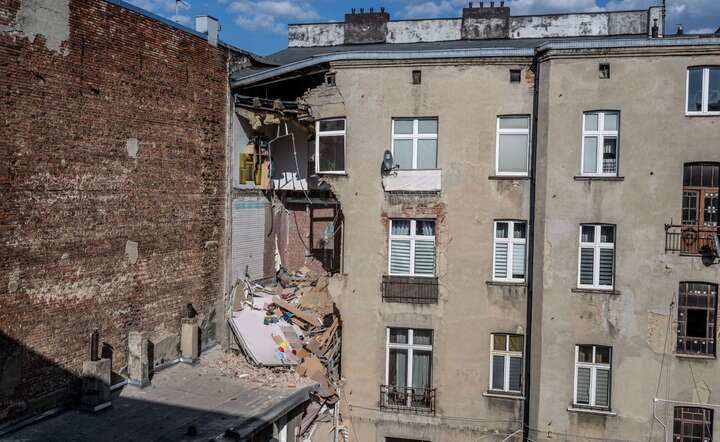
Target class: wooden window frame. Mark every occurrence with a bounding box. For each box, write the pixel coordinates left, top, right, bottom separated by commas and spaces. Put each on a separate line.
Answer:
677, 282, 717, 357
581, 111, 620, 177
673, 406, 714, 441
492, 220, 527, 283
573, 345, 612, 410
489, 333, 524, 394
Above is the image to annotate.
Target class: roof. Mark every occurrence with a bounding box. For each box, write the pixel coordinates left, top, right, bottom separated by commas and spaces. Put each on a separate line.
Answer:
231, 34, 720, 87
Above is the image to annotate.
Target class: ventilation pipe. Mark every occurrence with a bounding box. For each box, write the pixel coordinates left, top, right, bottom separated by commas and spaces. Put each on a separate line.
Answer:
195, 15, 219, 47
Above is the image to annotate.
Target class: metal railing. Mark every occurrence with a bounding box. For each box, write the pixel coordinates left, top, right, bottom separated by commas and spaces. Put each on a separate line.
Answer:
677, 337, 716, 356
382, 275, 439, 304
380, 385, 436, 413
664, 225, 719, 255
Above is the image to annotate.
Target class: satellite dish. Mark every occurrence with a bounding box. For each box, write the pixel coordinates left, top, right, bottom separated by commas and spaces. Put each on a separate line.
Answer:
382, 150, 395, 173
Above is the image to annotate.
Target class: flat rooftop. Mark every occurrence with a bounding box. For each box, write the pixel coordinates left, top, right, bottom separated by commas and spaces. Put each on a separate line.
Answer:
5, 348, 316, 442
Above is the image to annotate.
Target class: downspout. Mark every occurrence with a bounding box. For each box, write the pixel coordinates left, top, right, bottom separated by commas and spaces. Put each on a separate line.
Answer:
522, 49, 541, 442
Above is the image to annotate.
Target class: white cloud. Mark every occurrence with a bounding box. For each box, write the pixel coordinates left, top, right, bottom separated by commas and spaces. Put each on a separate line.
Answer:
226, 0, 321, 36
125, 0, 192, 24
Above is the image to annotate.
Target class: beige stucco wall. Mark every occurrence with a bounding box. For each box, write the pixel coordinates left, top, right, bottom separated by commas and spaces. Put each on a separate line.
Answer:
531, 51, 720, 441
315, 60, 534, 441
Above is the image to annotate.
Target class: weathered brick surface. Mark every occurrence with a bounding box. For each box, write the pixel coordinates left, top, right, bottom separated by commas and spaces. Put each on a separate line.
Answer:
0, 0, 227, 421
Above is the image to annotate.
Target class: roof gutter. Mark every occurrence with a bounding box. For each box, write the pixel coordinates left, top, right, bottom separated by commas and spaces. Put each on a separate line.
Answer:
232, 37, 720, 88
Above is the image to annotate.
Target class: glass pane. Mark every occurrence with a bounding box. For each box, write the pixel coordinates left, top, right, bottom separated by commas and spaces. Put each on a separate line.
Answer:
580, 248, 595, 285
583, 137, 598, 173
412, 350, 432, 388
595, 346, 611, 364
602, 137, 617, 174
417, 118, 438, 134
513, 222, 526, 239
389, 328, 408, 344
393, 119, 413, 135
393, 139, 413, 169
499, 116, 529, 130
416, 220, 435, 236
492, 355, 505, 390
598, 248, 614, 287
581, 226, 595, 243
494, 243, 508, 279
576, 367, 591, 404
509, 335, 523, 352
414, 240, 435, 275
392, 220, 411, 235
709, 67, 720, 112
390, 240, 411, 274
603, 113, 618, 131
509, 356, 523, 391
413, 329, 433, 346
578, 345, 593, 362
512, 243, 525, 279
496, 222, 509, 239
389, 349, 408, 386
687, 68, 703, 112
600, 226, 614, 243
319, 119, 344, 131
498, 134, 529, 174
595, 368, 610, 407
493, 334, 507, 351
417, 139, 437, 169
318, 135, 345, 172
584, 113, 599, 131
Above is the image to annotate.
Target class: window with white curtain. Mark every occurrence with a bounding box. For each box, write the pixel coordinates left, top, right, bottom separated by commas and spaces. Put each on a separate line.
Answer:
496, 116, 530, 176
577, 224, 615, 290
493, 220, 526, 282
389, 219, 435, 277
687, 66, 720, 115
315, 118, 346, 173
490, 333, 523, 394
581, 111, 619, 176
392, 118, 438, 170
386, 328, 433, 395
573, 345, 612, 409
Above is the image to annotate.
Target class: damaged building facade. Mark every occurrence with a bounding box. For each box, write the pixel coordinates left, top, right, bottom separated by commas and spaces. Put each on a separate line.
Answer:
231, 3, 720, 441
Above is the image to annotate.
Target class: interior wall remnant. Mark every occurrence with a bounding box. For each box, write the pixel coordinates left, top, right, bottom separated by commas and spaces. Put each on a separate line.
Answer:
232, 198, 268, 281
298, 81, 346, 122
0, 0, 70, 54
281, 203, 342, 275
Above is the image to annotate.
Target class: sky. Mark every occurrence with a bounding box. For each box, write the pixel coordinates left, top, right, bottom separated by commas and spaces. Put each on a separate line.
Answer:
126, 0, 720, 55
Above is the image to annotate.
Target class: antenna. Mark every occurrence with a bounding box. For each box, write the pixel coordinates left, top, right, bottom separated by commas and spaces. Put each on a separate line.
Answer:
174, 0, 190, 23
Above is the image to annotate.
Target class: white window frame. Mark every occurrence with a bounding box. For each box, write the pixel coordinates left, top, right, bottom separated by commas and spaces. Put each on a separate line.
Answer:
492, 220, 527, 283
577, 224, 615, 290
388, 219, 436, 277
495, 115, 530, 177
580, 112, 619, 176
686, 67, 720, 116
384, 328, 433, 387
315, 118, 346, 174
573, 345, 612, 409
391, 118, 438, 170
489, 333, 523, 393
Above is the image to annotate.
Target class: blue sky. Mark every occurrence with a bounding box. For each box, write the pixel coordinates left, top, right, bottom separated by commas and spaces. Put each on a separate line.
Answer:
127, 0, 720, 55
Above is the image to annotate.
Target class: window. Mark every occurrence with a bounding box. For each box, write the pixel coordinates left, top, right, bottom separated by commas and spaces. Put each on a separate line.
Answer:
496, 116, 530, 176
412, 70, 422, 85
573, 345, 612, 409
677, 282, 717, 356
315, 118, 345, 174
510, 69, 521, 83
385, 328, 433, 409
392, 118, 438, 170
681, 163, 719, 254
581, 111, 619, 176
674, 407, 713, 441
578, 224, 615, 290
493, 221, 526, 282
490, 333, 523, 394
687, 67, 720, 115
389, 219, 435, 277
599, 63, 610, 79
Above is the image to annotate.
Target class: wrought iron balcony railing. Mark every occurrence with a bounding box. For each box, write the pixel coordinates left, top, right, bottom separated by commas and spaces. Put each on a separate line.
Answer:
380, 385, 436, 414
664, 225, 719, 255
382, 275, 438, 304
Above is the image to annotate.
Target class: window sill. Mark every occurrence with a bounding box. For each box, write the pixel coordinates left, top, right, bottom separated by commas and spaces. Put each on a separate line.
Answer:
486, 281, 526, 287
685, 112, 720, 117
315, 172, 347, 176
483, 391, 525, 400
567, 407, 616, 416
488, 175, 530, 181
571, 288, 620, 296
675, 353, 716, 360
573, 176, 624, 181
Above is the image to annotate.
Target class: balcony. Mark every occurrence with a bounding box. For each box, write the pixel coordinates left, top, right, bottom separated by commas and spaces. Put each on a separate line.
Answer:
664, 225, 719, 255
382, 169, 441, 193
380, 385, 436, 414
382, 275, 439, 304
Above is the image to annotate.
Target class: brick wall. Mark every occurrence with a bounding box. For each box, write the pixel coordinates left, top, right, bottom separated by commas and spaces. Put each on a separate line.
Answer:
0, 0, 227, 421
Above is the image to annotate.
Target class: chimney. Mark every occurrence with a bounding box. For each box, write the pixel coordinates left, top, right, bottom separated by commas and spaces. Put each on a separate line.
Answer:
195, 15, 219, 47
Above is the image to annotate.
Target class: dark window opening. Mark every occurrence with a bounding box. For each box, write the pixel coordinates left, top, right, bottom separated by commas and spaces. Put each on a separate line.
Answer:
599, 63, 610, 79
677, 282, 717, 356
674, 407, 713, 441
510, 69, 521, 83
687, 309, 708, 337
412, 70, 422, 84
325, 72, 336, 86
677, 163, 720, 255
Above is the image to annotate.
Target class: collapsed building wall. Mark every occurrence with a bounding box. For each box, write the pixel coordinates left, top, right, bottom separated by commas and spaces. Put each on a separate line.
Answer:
0, 0, 227, 422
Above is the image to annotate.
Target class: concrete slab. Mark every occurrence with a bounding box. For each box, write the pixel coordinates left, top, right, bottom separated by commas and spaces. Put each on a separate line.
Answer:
5, 349, 315, 442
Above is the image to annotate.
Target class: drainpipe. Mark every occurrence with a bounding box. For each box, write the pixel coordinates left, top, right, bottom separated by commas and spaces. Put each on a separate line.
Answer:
522, 50, 541, 441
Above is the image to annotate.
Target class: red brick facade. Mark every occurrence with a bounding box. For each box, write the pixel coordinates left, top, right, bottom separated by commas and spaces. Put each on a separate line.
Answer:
1, 0, 227, 421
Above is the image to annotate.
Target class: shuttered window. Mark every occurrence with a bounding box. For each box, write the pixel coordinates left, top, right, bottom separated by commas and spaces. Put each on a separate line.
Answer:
389, 220, 436, 277
574, 345, 612, 410
578, 225, 615, 289
489, 334, 523, 394
493, 221, 526, 282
